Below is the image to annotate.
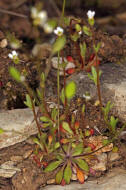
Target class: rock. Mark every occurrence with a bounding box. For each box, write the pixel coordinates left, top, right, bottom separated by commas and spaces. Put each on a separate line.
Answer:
88, 136, 113, 155
0, 108, 38, 149
108, 152, 121, 162
47, 179, 55, 185
0, 38, 8, 48
0, 161, 20, 178
92, 153, 107, 171
23, 150, 33, 159
10, 156, 23, 163
67, 63, 126, 122
71, 173, 77, 181
42, 168, 126, 190
51, 57, 75, 75
32, 43, 52, 59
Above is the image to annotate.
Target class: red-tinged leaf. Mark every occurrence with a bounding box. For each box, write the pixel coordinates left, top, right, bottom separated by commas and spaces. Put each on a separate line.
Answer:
76, 168, 85, 184
62, 122, 73, 135
89, 54, 95, 62
75, 121, 80, 129
90, 129, 94, 135
0, 81, 3, 88
86, 56, 100, 72
74, 159, 89, 172
44, 160, 62, 172
55, 168, 64, 184
60, 138, 69, 144
66, 68, 75, 75
61, 178, 66, 186
64, 163, 72, 184
48, 135, 53, 145
42, 161, 48, 168
67, 56, 74, 62
88, 143, 96, 150
60, 124, 66, 133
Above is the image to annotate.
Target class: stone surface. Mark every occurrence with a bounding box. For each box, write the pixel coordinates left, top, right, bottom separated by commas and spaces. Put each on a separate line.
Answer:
0, 161, 20, 178
92, 153, 107, 171
42, 168, 126, 190
108, 152, 121, 162
0, 108, 38, 149
68, 62, 126, 122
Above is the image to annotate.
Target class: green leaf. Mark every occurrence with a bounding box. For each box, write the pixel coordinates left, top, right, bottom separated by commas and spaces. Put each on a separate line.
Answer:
88, 18, 95, 26
75, 24, 81, 32
64, 163, 72, 184
24, 94, 32, 109
71, 33, 79, 42
109, 116, 118, 132
74, 159, 89, 172
60, 88, 65, 105
93, 42, 101, 53
54, 142, 60, 149
102, 101, 113, 120
62, 122, 73, 135
65, 81, 76, 100
0, 128, 4, 134
44, 160, 62, 172
51, 107, 58, 121
80, 42, 86, 57
33, 137, 44, 150
83, 26, 92, 36
64, 17, 70, 26
52, 35, 66, 54
55, 168, 64, 184
72, 143, 84, 156
40, 116, 52, 123
102, 139, 110, 146
9, 67, 21, 82
82, 104, 85, 113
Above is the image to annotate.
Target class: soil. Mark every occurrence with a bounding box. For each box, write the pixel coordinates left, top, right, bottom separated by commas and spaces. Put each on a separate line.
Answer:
0, 0, 126, 190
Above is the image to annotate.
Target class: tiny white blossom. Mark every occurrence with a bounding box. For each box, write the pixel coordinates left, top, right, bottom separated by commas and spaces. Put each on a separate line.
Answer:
87, 10, 95, 19
31, 7, 38, 19
83, 92, 91, 101
78, 31, 82, 35
54, 27, 64, 36
8, 50, 18, 59
31, 7, 47, 26
43, 23, 53, 34
20, 75, 25, 82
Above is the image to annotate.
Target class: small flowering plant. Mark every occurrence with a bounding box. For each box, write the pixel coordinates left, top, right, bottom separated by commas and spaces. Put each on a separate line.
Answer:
8, 0, 125, 186
8, 50, 19, 64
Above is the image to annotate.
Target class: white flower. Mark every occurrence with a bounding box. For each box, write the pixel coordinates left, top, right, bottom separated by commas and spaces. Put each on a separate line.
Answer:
43, 23, 53, 34
87, 10, 95, 19
31, 7, 47, 26
8, 50, 18, 59
38, 11, 47, 26
54, 27, 64, 36
78, 31, 82, 35
31, 7, 38, 19
20, 75, 25, 82
83, 92, 91, 101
